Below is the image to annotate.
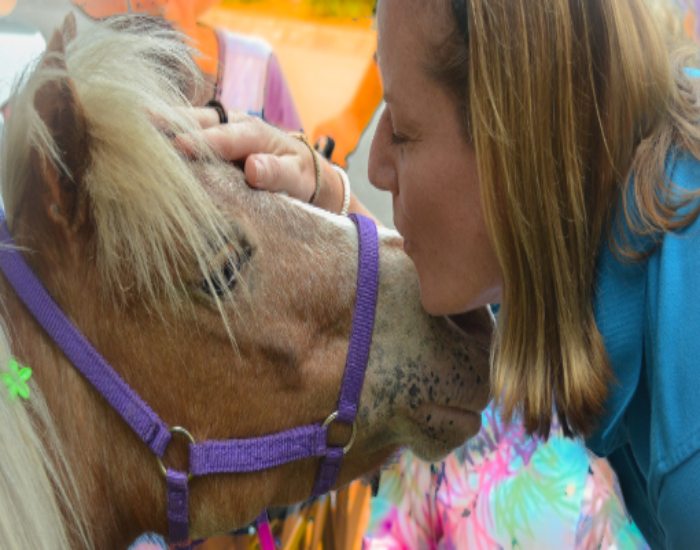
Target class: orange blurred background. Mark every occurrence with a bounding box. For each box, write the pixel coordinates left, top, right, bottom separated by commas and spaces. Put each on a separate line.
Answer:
203, 0, 381, 165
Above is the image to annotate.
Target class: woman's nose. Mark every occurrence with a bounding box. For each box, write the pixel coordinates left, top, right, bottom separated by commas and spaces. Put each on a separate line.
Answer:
368, 108, 398, 194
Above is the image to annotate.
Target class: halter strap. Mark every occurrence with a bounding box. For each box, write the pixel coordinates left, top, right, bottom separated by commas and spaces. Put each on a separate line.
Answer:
336, 215, 379, 425
0, 220, 173, 457
312, 213, 378, 496
0, 212, 379, 548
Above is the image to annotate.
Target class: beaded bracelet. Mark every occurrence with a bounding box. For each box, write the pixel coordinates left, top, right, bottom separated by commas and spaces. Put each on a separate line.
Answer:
332, 165, 352, 216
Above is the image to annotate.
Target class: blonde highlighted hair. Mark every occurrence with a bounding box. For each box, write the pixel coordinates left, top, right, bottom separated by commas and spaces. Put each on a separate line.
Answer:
429, 0, 700, 436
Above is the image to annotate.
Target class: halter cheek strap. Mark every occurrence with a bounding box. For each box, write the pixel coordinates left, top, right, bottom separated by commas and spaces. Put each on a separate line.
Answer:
0, 213, 379, 549
311, 214, 379, 496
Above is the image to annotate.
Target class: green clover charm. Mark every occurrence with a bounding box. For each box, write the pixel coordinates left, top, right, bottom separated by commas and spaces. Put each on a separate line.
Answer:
1, 358, 32, 400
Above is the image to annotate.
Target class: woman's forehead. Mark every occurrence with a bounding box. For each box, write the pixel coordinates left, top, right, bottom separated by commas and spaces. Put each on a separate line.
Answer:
378, 0, 453, 33
376, 0, 449, 94
376, 0, 453, 59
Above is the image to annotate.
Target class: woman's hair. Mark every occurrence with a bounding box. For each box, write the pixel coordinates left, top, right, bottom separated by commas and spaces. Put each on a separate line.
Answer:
427, 0, 700, 437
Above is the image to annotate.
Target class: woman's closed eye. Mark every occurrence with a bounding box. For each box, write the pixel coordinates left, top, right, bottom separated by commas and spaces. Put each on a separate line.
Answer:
391, 131, 410, 145
384, 107, 414, 146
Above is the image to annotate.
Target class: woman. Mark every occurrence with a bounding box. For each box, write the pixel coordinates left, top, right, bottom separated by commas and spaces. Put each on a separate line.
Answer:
189, 0, 700, 547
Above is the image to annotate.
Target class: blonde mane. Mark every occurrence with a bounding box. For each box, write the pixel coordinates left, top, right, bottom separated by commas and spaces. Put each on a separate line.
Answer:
2, 16, 239, 314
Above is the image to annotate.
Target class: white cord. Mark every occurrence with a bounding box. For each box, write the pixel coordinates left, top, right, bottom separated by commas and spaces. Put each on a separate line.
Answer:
332, 164, 352, 216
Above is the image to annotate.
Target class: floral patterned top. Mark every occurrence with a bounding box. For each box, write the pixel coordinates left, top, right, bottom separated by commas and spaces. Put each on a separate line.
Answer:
364, 403, 648, 550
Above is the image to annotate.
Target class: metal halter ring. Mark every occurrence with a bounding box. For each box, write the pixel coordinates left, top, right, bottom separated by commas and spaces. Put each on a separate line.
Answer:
322, 411, 357, 455
156, 426, 196, 480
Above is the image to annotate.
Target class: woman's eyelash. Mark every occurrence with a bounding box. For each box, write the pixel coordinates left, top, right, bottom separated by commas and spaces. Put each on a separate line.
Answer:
391, 131, 409, 145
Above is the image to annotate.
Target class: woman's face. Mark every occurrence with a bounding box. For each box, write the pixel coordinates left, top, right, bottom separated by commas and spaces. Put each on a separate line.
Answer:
369, 0, 502, 315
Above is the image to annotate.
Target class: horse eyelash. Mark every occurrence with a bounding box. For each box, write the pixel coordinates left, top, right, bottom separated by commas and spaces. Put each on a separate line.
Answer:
201, 243, 253, 298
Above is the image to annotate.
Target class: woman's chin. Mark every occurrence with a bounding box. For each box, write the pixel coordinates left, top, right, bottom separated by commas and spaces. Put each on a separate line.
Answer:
418, 277, 502, 317
419, 293, 460, 317
418, 285, 479, 317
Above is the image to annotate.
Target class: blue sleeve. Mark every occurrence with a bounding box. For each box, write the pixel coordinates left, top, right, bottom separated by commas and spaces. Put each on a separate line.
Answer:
645, 155, 700, 512
657, 449, 700, 549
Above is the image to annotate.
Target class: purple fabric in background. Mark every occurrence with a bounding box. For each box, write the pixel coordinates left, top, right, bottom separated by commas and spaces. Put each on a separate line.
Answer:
263, 52, 303, 132
216, 29, 302, 132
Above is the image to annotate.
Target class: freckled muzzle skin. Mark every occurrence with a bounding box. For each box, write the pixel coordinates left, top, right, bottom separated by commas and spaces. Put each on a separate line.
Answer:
357, 238, 493, 462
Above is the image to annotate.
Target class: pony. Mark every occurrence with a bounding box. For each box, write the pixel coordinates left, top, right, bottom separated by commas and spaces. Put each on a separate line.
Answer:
0, 15, 492, 549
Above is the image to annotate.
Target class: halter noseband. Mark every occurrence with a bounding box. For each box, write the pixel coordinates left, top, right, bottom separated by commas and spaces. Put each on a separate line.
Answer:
0, 212, 380, 549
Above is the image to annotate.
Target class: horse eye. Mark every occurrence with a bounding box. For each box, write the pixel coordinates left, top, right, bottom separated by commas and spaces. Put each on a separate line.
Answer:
201, 244, 252, 298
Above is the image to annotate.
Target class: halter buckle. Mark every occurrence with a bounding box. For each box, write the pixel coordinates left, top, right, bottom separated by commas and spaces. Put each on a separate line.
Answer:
156, 426, 196, 480
322, 411, 357, 455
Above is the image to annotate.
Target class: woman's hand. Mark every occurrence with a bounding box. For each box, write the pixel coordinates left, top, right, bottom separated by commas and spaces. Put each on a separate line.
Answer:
178, 107, 376, 219
184, 107, 319, 201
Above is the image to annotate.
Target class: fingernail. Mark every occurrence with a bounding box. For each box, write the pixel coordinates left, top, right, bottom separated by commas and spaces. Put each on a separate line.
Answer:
254, 159, 265, 185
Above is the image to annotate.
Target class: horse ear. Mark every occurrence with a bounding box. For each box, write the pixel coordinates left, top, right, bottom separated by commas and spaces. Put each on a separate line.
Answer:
59, 11, 78, 43
32, 13, 90, 231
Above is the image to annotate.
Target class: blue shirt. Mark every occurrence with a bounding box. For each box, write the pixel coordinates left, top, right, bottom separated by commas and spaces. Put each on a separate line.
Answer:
588, 152, 700, 548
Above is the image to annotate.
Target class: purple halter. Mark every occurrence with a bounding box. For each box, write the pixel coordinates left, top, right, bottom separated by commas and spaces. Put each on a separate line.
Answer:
0, 212, 379, 549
